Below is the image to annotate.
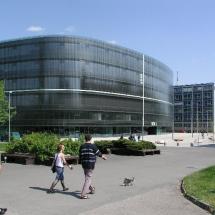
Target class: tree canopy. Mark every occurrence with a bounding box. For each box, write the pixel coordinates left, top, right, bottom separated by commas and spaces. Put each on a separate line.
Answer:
0, 80, 16, 125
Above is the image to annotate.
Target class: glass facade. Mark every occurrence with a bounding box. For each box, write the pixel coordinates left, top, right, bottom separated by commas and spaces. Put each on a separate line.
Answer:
174, 83, 214, 133
0, 36, 173, 135
144, 56, 173, 132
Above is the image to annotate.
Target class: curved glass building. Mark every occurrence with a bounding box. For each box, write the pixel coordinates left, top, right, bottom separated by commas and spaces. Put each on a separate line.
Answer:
0, 36, 173, 135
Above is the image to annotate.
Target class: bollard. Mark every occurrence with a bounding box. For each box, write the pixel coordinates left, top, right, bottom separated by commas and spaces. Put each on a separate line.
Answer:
177, 142, 179, 147
4, 156, 7, 163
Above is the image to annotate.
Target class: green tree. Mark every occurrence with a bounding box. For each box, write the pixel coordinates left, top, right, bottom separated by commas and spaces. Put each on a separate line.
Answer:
0, 80, 16, 125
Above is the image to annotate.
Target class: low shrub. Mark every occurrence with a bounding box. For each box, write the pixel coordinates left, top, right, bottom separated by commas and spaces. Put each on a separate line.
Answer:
112, 139, 131, 148
95, 139, 156, 154
0, 143, 8, 152
29, 133, 59, 162
61, 138, 81, 155
139, 141, 156, 149
112, 139, 156, 150
5, 133, 156, 161
6, 140, 31, 153
6, 132, 60, 162
78, 134, 85, 144
94, 140, 113, 153
126, 143, 144, 151
5, 132, 82, 163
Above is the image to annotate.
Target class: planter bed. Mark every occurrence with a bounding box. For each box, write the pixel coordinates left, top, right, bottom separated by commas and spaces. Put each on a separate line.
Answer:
2, 153, 36, 165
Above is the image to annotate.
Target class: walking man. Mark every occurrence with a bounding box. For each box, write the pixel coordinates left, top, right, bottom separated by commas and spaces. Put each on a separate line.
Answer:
79, 134, 107, 199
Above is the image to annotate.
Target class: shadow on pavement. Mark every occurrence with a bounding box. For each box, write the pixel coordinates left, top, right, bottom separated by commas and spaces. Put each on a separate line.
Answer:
29, 187, 81, 199
197, 144, 215, 148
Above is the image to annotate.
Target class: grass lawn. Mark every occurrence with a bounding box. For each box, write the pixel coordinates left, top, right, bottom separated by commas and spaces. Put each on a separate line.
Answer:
0, 143, 8, 152
183, 166, 215, 208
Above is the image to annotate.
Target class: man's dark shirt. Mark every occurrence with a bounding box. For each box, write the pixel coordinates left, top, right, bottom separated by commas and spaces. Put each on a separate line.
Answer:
79, 143, 102, 169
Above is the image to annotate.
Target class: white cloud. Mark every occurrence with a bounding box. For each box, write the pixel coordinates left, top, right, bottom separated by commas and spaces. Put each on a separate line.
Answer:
26, 25, 45, 32
64, 25, 76, 33
108, 40, 117, 45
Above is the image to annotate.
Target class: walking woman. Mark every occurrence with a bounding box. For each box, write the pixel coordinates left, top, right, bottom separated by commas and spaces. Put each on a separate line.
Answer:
47, 144, 72, 193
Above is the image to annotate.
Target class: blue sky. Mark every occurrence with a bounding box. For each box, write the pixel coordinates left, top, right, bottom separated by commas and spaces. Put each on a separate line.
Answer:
0, 0, 214, 85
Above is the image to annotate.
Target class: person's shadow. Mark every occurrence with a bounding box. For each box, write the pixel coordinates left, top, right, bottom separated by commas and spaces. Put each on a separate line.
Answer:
29, 187, 81, 199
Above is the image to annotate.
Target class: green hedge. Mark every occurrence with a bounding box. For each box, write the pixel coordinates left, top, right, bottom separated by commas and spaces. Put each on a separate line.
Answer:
0, 143, 8, 152
95, 139, 156, 154
61, 138, 81, 156
5, 134, 156, 162
94, 140, 113, 153
6, 132, 81, 163
112, 139, 131, 148
139, 140, 156, 149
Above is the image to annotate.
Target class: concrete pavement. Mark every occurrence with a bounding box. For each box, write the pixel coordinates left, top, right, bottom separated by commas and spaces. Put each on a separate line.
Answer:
142, 133, 215, 147
93, 132, 215, 147
0, 146, 215, 215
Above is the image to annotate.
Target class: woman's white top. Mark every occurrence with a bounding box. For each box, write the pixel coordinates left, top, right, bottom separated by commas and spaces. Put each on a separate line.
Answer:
55, 153, 64, 167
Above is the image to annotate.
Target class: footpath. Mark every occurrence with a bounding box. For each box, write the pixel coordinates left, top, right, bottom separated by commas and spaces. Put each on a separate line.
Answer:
0, 146, 215, 214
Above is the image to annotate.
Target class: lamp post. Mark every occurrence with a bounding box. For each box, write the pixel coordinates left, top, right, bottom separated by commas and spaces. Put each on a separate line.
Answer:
213, 83, 215, 143
140, 56, 145, 140
213, 113, 215, 143
172, 98, 174, 140
196, 102, 199, 143
140, 74, 144, 140
191, 88, 193, 137
206, 110, 209, 136
8, 91, 12, 142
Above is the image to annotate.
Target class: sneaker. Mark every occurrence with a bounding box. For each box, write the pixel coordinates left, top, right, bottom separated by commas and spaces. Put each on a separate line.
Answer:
80, 195, 89, 199
63, 187, 69, 191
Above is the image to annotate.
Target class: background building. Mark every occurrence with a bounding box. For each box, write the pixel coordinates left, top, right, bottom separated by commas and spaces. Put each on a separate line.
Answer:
174, 83, 214, 133
0, 36, 173, 136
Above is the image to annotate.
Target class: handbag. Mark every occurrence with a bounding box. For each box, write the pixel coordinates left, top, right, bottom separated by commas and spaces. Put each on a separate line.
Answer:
51, 154, 58, 173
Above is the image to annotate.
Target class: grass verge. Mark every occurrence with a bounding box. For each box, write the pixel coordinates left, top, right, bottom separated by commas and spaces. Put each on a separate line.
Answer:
183, 166, 215, 208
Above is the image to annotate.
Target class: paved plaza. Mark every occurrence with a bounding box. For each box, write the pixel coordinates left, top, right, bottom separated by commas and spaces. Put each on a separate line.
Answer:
0, 145, 215, 215
94, 132, 215, 148
142, 133, 215, 147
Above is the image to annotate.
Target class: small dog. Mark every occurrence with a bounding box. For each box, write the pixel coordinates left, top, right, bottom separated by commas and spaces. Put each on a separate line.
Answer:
0, 208, 7, 215
122, 177, 135, 186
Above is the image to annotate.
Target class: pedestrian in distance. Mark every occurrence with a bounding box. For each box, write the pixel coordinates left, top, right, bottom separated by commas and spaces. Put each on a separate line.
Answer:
119, 134, 124, 140
79, 134, 107, 199
129, 133, 134, 141
0, 163, 7, 214
201, 130, 205, 139
47, 144, 73, 193
134, 133, 138, 142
